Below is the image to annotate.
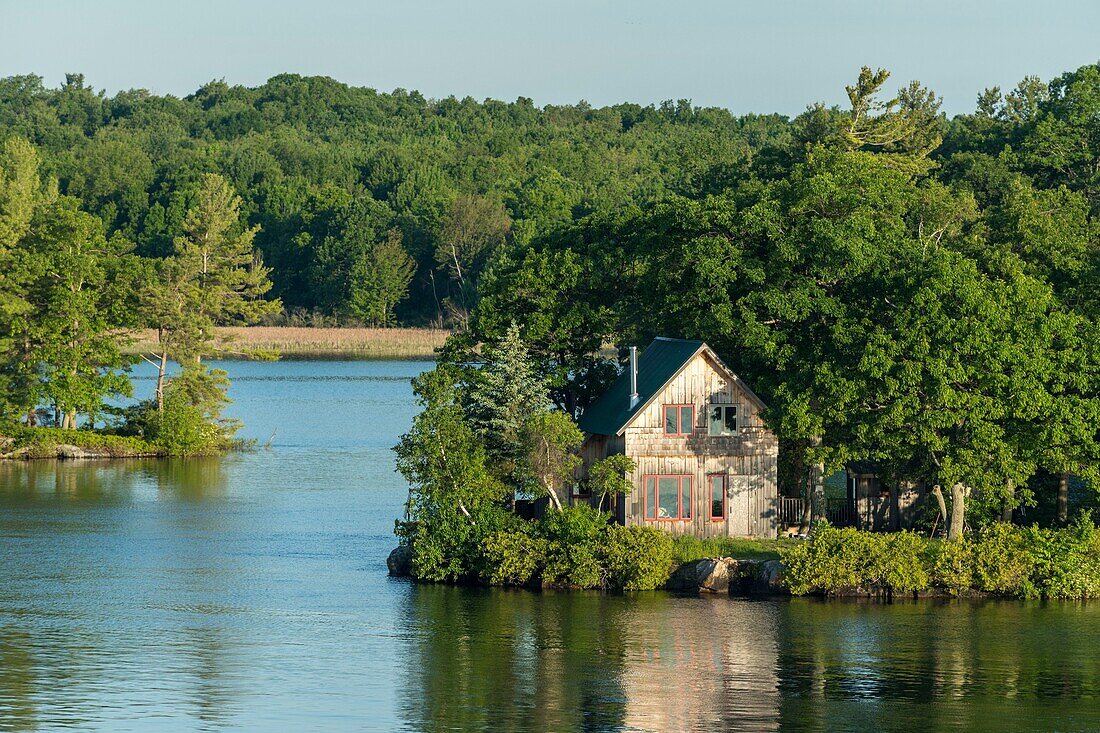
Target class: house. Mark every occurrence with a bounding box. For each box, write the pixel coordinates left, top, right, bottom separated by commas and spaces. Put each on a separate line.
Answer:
577, 338, 779, 539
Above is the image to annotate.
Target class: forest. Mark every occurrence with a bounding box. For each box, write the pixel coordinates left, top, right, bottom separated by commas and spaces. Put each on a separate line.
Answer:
0, 64, 1098, 522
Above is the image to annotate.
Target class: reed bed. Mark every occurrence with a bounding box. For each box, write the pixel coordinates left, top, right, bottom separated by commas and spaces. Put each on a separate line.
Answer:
122, 327, 449, 359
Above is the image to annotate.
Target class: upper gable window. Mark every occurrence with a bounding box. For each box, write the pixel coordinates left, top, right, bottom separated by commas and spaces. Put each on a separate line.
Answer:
708, 404, 739, 436
663, 404, 694, 435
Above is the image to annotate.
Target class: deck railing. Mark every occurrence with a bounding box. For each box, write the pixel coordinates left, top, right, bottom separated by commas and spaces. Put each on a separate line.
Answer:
776, 497, 858, 529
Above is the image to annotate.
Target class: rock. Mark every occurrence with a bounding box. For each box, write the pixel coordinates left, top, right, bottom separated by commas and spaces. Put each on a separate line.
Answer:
667, 557, 739, 593
754, 559, 788, 595
697, 557, 736, 593
387, 545, 412, 577
56, 444, 89, 459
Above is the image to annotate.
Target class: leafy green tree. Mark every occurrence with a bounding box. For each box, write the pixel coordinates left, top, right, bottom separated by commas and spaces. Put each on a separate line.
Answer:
588, 454, 636, 512
19, 197, 134, 428
519, 410, 583, 512
434, 194, 511, 327
348, 229, 415, 326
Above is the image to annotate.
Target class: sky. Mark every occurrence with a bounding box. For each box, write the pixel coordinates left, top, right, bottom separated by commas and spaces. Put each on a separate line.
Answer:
2, 0, 1099, 117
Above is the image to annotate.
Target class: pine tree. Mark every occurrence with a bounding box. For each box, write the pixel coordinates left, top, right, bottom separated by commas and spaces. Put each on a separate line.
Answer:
465, 322, 551, 464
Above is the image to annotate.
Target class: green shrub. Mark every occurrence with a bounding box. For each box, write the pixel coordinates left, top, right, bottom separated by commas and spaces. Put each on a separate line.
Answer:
1024, 516, 1100, 600
405, 504, 519, 583
480, 529, 546, 586
781, 525, 876, 594
603, 524, 674, 590
880, 532, 931, 593
971, 523, 1035, 595
540, 505, 608, 588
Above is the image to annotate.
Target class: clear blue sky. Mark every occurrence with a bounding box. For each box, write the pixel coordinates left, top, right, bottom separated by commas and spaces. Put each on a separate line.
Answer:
2, 0, 1098, 116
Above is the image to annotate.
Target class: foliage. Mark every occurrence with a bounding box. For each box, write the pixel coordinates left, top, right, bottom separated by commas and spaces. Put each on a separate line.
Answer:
518, 409, 583, 510
539, 504, 608, 588
602, 523, 674, 591
588, 454, 636, 512
479, 528, 547, 587
782, 521, 1100, 600
0, 424, 156, 458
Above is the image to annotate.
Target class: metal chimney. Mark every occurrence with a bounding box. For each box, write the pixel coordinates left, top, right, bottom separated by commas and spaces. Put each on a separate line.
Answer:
628, 346, 639, 409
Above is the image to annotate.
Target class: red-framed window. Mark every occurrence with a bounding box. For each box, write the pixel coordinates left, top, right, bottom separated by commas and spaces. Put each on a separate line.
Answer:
663, 404, 695, 435
708, 473, 727, 521
643, 474, 693, 520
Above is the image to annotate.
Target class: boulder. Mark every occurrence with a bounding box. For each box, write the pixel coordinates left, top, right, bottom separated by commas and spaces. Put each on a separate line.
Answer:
667, 557, 739, 593
56, 444, 90, 459
754, 559, 788, 595
387, 545, 412, 577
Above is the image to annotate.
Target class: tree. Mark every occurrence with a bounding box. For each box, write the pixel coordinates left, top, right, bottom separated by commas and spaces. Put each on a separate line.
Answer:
173, 172, 280, 357
434, 195, 511, 327
348, 229, 415, 326
518, 410, 583, 512
465, 322, 551, 466
19, 197, 134, 428
588, 454, 636, 513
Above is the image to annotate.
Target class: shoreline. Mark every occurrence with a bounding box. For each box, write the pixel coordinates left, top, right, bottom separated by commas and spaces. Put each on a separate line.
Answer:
122, 326, 449, 360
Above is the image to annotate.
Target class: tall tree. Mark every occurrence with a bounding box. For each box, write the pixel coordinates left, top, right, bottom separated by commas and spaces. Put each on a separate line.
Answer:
348, 229, 415, 326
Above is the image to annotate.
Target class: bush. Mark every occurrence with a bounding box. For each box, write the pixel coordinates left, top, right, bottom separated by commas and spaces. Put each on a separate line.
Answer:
480, 529, 546, 586
603, 524, 674, 590
782, 520, 1100, 599
540, 505, 608, 588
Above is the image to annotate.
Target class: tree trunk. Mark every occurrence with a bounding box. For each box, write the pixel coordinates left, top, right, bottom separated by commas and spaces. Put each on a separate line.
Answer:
798, 470, 812, 535
1001, 479, 1015, 523
26, 408, 37, 427
810, 460, 826, 524
931, 484, 948, 536
889, 482, 901, 531
156, 350, 168, 413
1057, 472, 1069, 524
947, 482, 967, 541
546, 484, 564, 512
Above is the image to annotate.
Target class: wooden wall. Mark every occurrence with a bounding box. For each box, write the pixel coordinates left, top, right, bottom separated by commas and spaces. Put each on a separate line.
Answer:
617, 351, 779, 539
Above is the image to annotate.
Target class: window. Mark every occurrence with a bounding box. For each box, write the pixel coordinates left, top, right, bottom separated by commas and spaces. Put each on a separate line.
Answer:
663, 404, 695, 435
709, 474, 727, 521
644, 475, 692, 520
708, 404, 739, 436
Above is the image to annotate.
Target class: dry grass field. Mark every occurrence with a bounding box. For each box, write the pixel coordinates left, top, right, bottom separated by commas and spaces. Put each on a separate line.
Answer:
123, 327, 449, 359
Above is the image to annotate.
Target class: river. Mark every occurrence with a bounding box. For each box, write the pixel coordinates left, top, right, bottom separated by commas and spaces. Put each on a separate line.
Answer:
2, 360, 1099, 732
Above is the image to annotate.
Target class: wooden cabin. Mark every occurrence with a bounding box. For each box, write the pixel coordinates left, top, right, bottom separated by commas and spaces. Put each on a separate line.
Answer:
577, 338, 779, 539
844, 462, 925, 531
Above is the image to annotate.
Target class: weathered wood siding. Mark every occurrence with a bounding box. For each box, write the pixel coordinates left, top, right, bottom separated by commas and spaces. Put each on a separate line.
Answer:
618, 352, 779, 539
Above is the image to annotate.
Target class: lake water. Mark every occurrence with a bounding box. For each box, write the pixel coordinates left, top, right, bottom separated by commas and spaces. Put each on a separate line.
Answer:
3, 360, 1100, 732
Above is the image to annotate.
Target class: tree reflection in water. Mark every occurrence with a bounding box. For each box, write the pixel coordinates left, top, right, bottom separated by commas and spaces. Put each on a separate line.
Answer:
401, 588, 1100, 733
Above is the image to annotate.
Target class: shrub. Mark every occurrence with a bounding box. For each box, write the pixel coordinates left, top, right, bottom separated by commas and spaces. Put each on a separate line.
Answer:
540, 505, 608, 588
971, 523, 1035, 595
480, 529, 547, 586
603, 524, 674, 590
781, 525, 876, 595
880, 532, 931, 593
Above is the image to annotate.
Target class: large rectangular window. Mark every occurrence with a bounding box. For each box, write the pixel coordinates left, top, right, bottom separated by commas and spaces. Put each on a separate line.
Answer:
643, 475, 692, 520
663, 404, 695, 435
709, 474, 727, 521
708, 404, 739, 436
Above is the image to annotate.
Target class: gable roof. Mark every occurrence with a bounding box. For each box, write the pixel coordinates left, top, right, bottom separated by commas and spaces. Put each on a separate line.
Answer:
578, 337, 765, 436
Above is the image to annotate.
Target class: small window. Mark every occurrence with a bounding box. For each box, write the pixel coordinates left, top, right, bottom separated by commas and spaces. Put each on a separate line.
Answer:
709, 474, 727, 521
644, 475, 693, 520
708, 404, 739, 436
663, 404, 694, 435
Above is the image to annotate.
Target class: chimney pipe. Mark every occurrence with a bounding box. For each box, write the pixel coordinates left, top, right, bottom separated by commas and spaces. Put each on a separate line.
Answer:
628, 346, 639, 409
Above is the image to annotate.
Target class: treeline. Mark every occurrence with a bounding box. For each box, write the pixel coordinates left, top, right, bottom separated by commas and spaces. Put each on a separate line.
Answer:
446, 65, 1100, 536
0, 135, 275, 452
0, 72, 790, 325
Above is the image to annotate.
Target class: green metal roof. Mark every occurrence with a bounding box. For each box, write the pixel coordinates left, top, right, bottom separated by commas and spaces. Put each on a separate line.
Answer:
578, 337, 704, 436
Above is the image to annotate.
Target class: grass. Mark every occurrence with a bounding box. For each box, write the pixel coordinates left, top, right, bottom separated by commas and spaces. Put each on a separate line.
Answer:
0, 426, 157, 459
122, 326, 449, 359
670, 535, 787, 565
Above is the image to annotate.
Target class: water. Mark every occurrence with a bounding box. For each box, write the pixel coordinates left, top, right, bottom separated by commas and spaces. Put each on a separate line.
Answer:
3, 360, 1100, 732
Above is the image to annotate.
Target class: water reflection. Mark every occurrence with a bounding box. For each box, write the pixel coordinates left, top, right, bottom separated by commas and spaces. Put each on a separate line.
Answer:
400, 589, 1100, 733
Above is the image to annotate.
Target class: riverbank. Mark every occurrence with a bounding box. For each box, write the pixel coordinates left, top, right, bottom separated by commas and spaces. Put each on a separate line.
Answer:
0, 427, 158, 459
123, 326, 449, 359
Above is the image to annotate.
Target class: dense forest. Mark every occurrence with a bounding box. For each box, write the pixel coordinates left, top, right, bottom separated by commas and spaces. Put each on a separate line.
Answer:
0, 71, 791, 325
0, 65, 1098, 523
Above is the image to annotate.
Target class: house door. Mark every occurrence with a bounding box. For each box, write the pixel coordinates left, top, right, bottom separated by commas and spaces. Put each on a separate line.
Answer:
728, 475, 752, 536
